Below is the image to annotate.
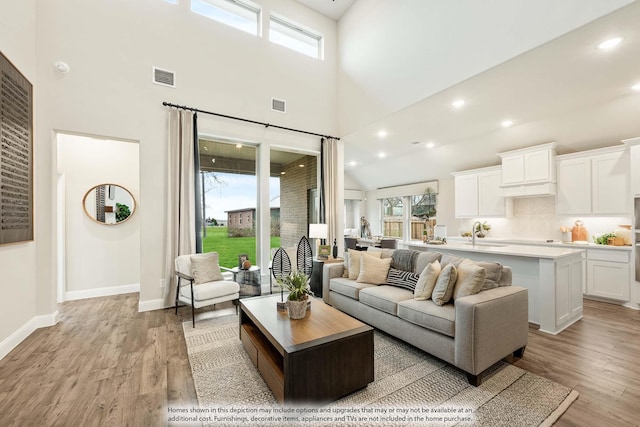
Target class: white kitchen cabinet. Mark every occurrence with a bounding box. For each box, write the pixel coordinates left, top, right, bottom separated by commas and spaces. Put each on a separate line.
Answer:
501, 155, 525, 186
556, 157, 591, 214
478, 169, 509, 216
454, 173, 478, 218
453, 166, 511, 218
586, 249, 630, 301
499, 142, 556, 186
623, 137, 640, 196
556, 146, 630, 215
555, 255, 584, 329
591, 150, 630, 215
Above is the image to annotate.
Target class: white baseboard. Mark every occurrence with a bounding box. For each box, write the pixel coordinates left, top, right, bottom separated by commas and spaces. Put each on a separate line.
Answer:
0, 311, 60, 361
64, 283, 140, 302
138, 298, 168, 312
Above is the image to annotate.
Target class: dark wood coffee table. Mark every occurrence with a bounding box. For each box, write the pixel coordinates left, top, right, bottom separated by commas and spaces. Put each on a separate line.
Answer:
239, 294, 374, 404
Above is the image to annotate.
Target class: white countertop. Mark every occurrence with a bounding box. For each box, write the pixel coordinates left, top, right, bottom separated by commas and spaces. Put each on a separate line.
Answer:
406, 241, 586, 260
441, 236, 632, 251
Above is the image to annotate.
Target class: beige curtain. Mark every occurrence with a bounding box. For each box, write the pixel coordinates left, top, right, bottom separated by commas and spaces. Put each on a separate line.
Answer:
322, 138, 344, 255
164, 109, 197, 300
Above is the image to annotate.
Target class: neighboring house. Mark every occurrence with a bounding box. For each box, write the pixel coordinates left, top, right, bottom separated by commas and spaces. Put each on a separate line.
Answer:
226, 207, 280, 236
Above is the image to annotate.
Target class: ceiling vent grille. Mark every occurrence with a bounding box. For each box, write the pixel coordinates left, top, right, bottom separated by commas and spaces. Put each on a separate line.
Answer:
271, 97, 286, 113
153, 67, 176, 88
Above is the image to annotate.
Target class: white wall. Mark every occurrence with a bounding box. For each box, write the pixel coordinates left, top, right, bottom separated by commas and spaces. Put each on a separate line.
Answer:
0, 0, 39, 351
57, 134, 140, 297
35, 0, 338, 311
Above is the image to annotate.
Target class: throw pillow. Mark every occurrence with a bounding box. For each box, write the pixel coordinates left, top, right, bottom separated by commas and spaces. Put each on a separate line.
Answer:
432, 263, 457, 306
386, 268, 420, 291
356, 255, 392, 285
477, 261, 503, 290
348, 251, 382, 280
453, 259, 487, 300
190, 252, 224, 285
414, 260, 441, 301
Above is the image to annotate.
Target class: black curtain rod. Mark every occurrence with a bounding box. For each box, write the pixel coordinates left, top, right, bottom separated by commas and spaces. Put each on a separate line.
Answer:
162, 102, 340, 141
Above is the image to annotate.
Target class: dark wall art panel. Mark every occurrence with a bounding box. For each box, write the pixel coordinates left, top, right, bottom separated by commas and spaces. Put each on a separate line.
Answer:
0, 50, 33, 245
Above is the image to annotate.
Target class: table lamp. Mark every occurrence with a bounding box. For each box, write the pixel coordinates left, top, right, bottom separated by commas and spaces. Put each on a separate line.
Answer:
309, 223, 328, 257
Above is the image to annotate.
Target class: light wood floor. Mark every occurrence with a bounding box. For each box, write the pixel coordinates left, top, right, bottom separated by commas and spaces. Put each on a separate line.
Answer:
0, 295, 638, 426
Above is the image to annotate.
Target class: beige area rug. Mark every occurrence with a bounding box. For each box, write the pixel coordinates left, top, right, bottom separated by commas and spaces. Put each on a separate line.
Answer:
180, 315, 578, 427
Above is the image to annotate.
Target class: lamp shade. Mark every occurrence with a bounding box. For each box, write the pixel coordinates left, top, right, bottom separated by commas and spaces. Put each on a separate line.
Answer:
309, 223, 328, 239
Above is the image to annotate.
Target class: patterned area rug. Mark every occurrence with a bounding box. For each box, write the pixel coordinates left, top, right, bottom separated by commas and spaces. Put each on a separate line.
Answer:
181, 315, 578, 426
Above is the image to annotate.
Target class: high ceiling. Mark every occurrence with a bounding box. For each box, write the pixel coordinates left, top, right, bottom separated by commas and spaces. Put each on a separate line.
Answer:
295, 0, 356, 21
333, 1, 640, 190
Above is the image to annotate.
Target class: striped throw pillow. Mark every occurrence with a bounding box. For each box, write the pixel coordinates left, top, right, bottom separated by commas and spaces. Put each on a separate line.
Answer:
386, 268, 420, 291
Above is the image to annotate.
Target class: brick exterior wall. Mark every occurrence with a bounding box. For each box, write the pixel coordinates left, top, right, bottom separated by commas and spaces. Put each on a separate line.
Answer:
280, 155, 317, 248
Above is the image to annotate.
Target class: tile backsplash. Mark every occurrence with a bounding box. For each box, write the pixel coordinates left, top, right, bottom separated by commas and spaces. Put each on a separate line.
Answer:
459, 196, 632, 242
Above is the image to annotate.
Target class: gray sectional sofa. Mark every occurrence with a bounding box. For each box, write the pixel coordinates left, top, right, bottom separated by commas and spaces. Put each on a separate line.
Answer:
322, 248, 529, 385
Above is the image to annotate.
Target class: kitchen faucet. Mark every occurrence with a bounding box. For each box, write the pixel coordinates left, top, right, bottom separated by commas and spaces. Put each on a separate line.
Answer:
472, 221, 482, 246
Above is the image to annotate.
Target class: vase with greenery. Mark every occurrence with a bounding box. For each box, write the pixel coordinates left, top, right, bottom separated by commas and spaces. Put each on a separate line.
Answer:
278, 271, 311, 319
474, 221, 491, 238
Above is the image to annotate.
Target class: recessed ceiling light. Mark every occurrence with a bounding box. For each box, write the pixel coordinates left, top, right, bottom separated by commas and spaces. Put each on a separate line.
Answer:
598, 37, 623, 50
378, 152, 386, 158
377, 130, 388, 138
426, 142, 435, 149
632, 83, 640, 92
235, 143, 243, 149
298, 164, 305, 168
349, 161, 356, 166
281, 171, 286, 175
501, 120, 513, 128
452, 99, 465, 109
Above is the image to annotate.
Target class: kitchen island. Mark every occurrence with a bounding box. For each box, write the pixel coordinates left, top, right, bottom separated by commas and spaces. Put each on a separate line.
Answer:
404, 241, 586, 335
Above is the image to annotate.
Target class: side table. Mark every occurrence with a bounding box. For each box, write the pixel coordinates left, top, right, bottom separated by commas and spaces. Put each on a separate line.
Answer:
310, 258, 343, 298
230, 266, 261, 298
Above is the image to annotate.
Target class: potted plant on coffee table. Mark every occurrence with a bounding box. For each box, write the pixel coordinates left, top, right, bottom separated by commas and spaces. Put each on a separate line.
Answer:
279, 271, 311, 320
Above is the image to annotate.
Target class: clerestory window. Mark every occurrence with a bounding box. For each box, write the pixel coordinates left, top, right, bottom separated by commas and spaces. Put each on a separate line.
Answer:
191, 0, 261, 36
269, 13, 323, 59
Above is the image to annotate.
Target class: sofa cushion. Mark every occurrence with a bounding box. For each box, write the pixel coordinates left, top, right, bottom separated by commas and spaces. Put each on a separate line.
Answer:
440, 253, 465, 268
397, 299, 456, 338
432, 263, 457, 306
453, 259, 486, 300
191, 253, 224, 284
367, 247, 394, 259
498, 267, 512, 286
359, 285, 412, 315
386, 268, 420, 291
415, 252, 442, 274
414, 260, 441, 300
477, 261, 503, 290
348, 251, 382, 280
181, 280, 239, 301
330, 277, 376, 300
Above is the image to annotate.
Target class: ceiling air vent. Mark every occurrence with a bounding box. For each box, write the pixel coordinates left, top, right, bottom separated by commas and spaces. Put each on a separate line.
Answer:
271, 97, 286, 113
153, 67, 176, 88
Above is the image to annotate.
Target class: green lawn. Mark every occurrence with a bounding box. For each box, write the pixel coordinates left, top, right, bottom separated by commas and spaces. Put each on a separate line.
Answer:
202, 226, 280, 268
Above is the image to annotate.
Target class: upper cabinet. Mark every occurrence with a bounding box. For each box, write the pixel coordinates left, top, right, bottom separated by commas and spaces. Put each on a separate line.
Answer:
498, 142, 557, 197
623, 137, 640, 196
556, 146, 630, 215
453, 166, 512, 218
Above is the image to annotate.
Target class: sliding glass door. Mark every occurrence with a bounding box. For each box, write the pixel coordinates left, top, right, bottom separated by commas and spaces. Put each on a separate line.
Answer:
198, 138, 257, 269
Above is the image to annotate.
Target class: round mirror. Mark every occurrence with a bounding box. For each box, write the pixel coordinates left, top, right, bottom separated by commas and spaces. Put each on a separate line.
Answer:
82, 184, 136, 225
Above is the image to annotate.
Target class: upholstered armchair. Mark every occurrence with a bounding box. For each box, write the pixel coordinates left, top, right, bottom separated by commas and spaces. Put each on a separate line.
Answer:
174, 252, 240, 327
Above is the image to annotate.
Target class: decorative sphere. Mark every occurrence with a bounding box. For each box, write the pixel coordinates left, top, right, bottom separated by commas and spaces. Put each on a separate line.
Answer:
242, 260, 252, 269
